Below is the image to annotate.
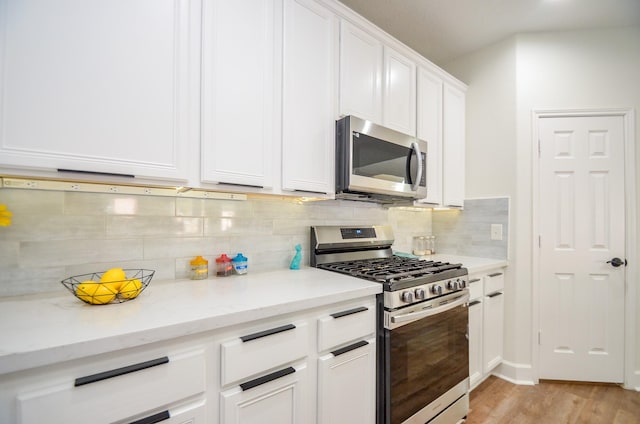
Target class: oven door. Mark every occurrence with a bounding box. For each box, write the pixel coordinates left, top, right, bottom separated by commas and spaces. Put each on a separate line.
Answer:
380, 290, 470, 424
336, 115, 426, 199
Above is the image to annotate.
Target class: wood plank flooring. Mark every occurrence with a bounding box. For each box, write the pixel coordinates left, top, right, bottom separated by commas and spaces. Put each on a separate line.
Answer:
466, 376, 640, 424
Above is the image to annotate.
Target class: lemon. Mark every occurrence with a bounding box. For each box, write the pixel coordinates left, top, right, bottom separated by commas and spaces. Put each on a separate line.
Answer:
119, 278, 143, 299
100, 268, 126, 292
76, 281, 117, 305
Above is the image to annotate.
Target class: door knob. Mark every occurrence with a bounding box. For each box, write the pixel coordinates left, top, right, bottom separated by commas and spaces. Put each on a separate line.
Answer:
606, 257, 627, 267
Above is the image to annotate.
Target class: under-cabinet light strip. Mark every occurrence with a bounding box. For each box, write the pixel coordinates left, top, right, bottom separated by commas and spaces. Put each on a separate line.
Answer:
0, 177, 247, 201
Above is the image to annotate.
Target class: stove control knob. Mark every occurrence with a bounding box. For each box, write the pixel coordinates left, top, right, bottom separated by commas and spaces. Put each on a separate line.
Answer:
414, 288, 426, 300
431, 285, 443, 296
401, 291, 414, 303
459, 279, 467, 289
447, 281, 458, 290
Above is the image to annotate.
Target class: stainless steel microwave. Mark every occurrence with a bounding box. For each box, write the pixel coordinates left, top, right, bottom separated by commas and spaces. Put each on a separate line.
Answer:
335, 115, 427, 203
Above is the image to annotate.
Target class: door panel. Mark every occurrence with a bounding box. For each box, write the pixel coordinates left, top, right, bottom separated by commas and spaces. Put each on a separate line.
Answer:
538, 115, 625, 382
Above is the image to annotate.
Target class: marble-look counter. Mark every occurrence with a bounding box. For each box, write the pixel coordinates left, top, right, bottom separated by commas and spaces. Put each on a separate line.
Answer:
428, 254, 508, 274
0, 255, 507, 377
0, 267, 381, 376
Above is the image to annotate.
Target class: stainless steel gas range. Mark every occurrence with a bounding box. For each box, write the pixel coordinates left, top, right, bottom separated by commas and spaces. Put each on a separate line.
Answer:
311, 225, 470, 424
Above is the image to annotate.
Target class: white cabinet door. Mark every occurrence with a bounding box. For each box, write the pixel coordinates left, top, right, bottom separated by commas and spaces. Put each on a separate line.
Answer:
201, 0, 278, 188
317, 340, 375, 424
416, 67, 443, 205
483, 291, 504, 374
338, 20, 383, 123
220, 364, 309, 424
382, 46, 416, 136
0, 0, 199, 182
282, 0, 337, 194
442, 83, 466, 207
468, 299, 483, 389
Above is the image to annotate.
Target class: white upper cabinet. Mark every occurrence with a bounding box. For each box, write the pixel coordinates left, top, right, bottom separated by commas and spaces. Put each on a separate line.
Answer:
338, 20, 383, 123
0, 0, 199, 183
416, 67, 444, 205
382, 46, 416, 136
338, 20, 416, 136
442, 83, 466, 208
281, 0, 337, 194
200, 0, 278, 189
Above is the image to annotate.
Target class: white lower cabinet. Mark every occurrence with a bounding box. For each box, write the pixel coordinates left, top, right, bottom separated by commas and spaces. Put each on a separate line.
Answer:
220, 363, 309, 424
468, 296, 483, 389
10, 340, 213, 424
316, 301, 376, 424
468, 268, 506, 390
2, 296, 378, 424
318, 339, 375, 424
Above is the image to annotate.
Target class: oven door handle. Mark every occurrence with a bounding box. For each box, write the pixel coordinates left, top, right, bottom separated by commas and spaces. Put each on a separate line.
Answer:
390, 292, 469, 325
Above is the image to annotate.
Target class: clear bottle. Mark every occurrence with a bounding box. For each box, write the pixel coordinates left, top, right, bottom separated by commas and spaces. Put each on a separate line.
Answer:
190, 256, 209, 280
215, 254, 233, 277
232, 253, 248, 275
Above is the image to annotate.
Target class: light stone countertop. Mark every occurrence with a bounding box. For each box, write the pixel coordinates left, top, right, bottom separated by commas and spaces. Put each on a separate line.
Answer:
0, 267, 381, 376
427, 254, 508, 274
0, 255, 507, 377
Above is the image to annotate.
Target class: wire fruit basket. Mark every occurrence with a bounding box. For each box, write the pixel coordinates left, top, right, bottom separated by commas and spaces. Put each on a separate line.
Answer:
61, 269, 155, 305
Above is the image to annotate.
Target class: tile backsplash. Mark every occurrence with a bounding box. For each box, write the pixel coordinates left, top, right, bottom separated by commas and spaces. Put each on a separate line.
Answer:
0, 188, 431, 297
433, 197, 509, 259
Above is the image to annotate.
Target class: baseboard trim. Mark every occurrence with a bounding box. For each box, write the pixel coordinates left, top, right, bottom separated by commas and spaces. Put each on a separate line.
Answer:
492, 360, 535, 386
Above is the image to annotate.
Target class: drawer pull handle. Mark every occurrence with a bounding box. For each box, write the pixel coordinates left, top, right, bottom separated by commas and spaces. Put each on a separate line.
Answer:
469, 278, 481, 283
469, 300, 482, 306
129, 410, 170, 424
240, 324, 296, 342
488, 292, 503, 298
58, 168, 135, 178
240, 366, 295, 391
74, 356, 169, 387
330, 306, 368, 319
487, 272, 503, 278
331, 340, 369, 357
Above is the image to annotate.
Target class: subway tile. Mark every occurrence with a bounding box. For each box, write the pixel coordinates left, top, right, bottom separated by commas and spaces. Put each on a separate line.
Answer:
64, 192, 176, 216
106, 216, 203, 237
0, 189, 64, 214
143, 237, 223, 259
0, 241, 19, 266
176, 197, 253, 218
0, 215, 106, 241
20, 239, 144, 267
204, 217, 273, 236
0, 265, 66, 296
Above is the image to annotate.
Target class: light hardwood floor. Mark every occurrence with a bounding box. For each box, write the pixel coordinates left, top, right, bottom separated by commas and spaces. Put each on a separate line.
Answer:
466, 376, 640, 424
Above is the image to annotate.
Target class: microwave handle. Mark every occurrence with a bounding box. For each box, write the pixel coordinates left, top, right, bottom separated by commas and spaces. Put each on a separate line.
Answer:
409, 141, 423, 191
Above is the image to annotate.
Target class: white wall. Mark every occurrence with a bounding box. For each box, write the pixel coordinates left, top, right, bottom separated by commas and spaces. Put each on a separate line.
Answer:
446, 26, 640, 387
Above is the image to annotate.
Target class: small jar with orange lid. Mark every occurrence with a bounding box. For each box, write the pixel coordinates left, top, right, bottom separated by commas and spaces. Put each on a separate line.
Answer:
190, 256, 209, 280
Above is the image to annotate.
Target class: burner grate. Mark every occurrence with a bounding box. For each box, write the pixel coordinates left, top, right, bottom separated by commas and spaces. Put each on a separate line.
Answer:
319, 256, 461, 284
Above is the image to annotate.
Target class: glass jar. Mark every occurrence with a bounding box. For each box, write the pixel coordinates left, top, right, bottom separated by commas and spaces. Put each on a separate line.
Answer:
232, 253, 248, 275
412, 235, 435, 256
215, 254, 233, 277
189, 256, 209, 280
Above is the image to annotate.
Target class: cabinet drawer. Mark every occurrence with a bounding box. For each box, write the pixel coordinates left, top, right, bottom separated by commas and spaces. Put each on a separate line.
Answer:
484, 270, 505, 294
221, 322, 308, 387
468, 275, 484, 300
318, 304, 375, 352
18, 348, 207, 424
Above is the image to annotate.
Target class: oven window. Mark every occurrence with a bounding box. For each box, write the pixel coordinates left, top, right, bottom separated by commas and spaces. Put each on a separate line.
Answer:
388, 304, 468, 423
353, 133, 417, 185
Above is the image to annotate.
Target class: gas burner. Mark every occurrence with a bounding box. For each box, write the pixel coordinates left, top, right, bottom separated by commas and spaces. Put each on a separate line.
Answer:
318, 256, 463, 284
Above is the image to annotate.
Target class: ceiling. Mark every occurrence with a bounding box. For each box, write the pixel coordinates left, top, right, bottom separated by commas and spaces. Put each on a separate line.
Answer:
338, 0, 640, 66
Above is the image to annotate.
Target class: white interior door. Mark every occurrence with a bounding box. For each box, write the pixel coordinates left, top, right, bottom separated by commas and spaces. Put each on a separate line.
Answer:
538, 114, 626, 382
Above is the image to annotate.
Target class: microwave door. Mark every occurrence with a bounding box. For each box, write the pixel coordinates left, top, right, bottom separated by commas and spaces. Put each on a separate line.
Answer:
349, 133, 415, 197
